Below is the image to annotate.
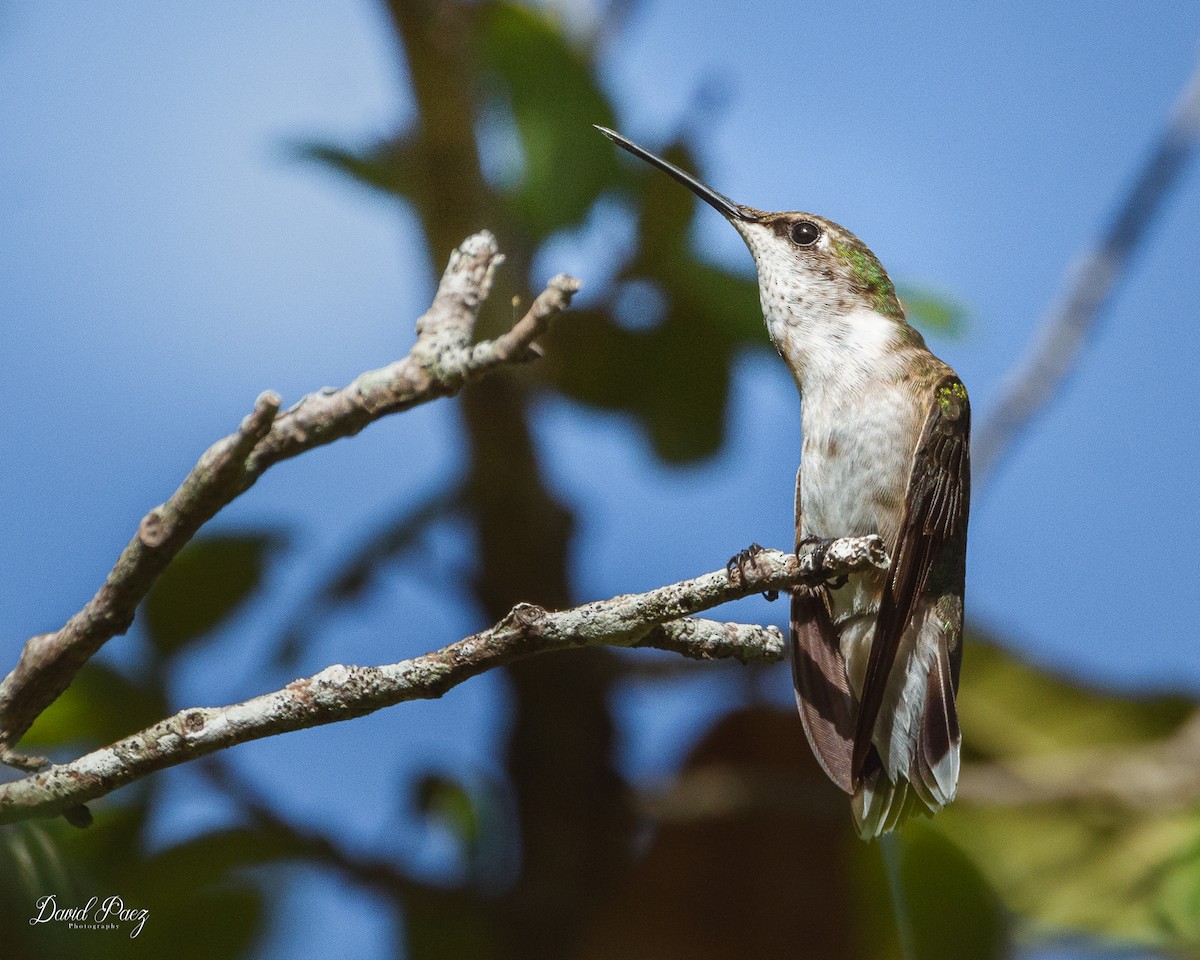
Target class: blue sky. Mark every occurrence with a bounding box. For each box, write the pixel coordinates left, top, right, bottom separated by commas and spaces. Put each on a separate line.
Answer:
2, 2, 1198, 958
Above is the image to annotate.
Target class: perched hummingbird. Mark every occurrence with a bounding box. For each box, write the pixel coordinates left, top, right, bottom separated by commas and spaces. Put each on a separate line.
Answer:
597, 126, 969, 839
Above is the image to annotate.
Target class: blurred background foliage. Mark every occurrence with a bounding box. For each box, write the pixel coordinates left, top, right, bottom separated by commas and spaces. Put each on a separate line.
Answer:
2, 1, 1199, 958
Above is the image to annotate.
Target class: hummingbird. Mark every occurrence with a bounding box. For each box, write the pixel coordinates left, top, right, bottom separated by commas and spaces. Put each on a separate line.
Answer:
597, 126, 969, 839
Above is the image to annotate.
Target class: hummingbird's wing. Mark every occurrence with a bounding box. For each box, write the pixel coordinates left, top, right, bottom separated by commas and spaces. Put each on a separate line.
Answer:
850, 376, 970, 787
791, 581, 856, 794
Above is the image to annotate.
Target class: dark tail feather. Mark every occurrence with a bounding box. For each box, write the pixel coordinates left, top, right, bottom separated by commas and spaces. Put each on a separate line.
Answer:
913, 636, 961, 804
791, 585, 855, 795
856, 633, 961, 839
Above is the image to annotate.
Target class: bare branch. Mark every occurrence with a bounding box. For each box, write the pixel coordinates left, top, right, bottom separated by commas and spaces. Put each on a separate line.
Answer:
202, 759, 420, 896
0, 232, 579, 757
973, 56, 1200, 486
0, 537, 887, 824
626, 709, 1200, 825
632, 618, 785, 662
957, 709, 1200, 812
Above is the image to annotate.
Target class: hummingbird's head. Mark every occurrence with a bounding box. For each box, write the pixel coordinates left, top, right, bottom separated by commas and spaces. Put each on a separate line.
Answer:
727, 210, 905, 327
595, 126, 915, 376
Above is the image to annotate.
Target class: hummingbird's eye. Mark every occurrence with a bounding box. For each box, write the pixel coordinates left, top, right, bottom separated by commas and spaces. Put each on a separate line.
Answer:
789, 220, 821, 246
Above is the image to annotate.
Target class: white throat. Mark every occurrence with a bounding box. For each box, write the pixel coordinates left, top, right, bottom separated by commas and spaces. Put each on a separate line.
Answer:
733, 219, 913, 393
765, 301, 909, 394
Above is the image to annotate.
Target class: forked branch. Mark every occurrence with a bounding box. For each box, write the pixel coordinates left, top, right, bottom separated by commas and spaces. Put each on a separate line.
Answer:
0, 233, 578, 760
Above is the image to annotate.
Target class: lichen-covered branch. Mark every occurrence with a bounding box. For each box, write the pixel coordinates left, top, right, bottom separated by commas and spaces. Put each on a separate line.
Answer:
0, 233, 579, 759
0, 537, 887, 824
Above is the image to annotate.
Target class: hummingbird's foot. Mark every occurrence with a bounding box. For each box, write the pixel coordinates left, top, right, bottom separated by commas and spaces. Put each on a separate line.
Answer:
726, 543, 779, 601
797, 536, 848, 589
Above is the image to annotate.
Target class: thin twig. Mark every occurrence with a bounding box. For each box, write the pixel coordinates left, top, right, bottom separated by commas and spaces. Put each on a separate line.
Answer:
973, 57, 1200, 486
0, 233, 579, 759
0, 537, 887, 824
202, 760, 419, 896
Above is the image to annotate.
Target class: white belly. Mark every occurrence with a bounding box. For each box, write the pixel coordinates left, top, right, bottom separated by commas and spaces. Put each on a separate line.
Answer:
797, 380, 925, 703
798, 381, 921, 548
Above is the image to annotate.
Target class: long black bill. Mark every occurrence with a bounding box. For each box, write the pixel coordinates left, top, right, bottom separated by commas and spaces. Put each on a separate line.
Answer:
594, 125, 757, 223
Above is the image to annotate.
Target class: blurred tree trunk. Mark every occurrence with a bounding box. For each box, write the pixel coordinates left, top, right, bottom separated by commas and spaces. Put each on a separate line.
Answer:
577, 707, 868, 960
383, 2, 636, 955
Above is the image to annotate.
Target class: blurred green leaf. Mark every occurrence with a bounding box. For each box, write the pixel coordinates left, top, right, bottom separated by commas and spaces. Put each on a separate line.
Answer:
294, 137, 424, 202
476, 1, 617, 236
0, 821, 76, 911
133, 885, 262, 960
406, 883, 497, 960
627, 140, 704, 263
644, 245, 764, 346
148, 826, 312, 879
144, 532, 283, 656
936, 634, 1200, 950
897, 284, 967, 336
961, 634, 1194, 760
544, 135, 770, 462
899, 825, 1009, 960
546, 266, 761, 461
1, 802, 270, 959
936, 805, 1200, 949
21, 663, 167, 750
545, 307, 734, 462
416, 774, 482, 858
407, 774, 523, 957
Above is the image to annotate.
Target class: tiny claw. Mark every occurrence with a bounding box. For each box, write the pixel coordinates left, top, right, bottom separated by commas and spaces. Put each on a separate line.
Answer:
726, 543, 778, 601
726, 542, 764, 581
797, 536, 848, 590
